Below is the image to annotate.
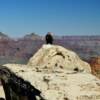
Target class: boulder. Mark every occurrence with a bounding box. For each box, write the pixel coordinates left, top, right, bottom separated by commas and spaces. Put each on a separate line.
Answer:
28, 45, 91, 73
0, 44, 100, 100
1, 65, 100, 100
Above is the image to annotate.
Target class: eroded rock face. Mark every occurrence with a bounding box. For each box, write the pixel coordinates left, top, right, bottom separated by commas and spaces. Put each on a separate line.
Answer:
1, 44, 100, 100
28, 45, 91, 73
89, 57, 100, 79
2, 65, 100, 100
0, 66, 45, 100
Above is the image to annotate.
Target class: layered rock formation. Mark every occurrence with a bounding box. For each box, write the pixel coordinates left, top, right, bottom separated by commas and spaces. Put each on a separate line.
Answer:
89, 57, 100, 79
0, 44, 100, 100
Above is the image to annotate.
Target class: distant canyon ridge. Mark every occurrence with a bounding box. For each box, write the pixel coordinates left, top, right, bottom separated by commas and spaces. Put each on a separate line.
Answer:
0, 32, 100, 65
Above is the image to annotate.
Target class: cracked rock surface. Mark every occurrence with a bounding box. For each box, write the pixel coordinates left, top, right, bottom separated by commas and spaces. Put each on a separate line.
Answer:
2, 65, 100, 100
1, 44, 100, 100
28, 45, 91, 73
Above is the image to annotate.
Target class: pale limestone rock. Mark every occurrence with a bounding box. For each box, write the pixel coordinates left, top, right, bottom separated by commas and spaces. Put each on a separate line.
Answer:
3, 65, 100, 100
28, 45, 91, 73
0, 86, 5, 98
2, 44, 100, 100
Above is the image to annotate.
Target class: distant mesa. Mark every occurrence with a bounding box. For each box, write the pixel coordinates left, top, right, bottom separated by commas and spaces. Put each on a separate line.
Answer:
24, 33, 41, 40
0, 32, 9, 39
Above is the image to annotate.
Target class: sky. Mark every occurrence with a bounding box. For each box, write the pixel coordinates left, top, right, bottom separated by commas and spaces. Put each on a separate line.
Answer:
0, 0, 100, 37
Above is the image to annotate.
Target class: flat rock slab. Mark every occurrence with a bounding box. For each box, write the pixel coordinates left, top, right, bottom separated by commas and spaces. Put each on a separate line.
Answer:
4, 65, 100, 100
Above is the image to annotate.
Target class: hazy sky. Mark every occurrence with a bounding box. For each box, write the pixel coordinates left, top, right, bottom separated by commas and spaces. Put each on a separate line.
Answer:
0, 0, 100, 37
